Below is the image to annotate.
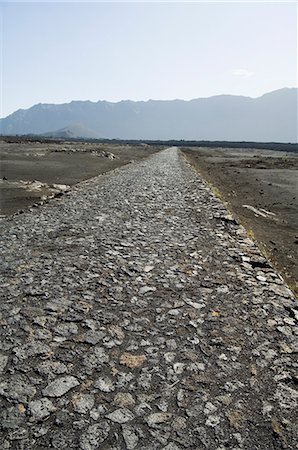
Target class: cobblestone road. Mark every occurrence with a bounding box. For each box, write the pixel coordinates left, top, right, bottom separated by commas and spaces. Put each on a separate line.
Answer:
1, 148, 297, 449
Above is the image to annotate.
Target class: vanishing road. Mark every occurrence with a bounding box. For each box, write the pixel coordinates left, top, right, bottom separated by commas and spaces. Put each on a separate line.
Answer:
0, 148, 297, 449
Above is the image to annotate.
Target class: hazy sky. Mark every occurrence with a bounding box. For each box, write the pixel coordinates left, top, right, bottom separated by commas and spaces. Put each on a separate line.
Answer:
0, 1, 297, 117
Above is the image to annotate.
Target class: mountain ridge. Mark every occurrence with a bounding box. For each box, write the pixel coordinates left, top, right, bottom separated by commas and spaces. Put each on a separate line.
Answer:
1, 88, 297, 142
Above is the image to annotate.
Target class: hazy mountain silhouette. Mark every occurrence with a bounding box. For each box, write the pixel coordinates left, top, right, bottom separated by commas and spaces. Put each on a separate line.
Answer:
42, 123, 102, 139
1, 88, 297, 142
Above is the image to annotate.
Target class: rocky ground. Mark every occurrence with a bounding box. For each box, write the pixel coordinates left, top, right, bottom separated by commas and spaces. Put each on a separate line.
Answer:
0, 148, 297, 449
0, 139, 160, 215
183, 147, 298, 297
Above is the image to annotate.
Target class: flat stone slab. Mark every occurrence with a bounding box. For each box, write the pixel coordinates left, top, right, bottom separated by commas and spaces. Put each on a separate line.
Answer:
0, 147, 297, 448
42, 376, 80, 397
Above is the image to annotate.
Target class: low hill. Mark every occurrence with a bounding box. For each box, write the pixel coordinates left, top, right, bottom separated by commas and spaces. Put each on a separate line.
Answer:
42, 123, 102, 139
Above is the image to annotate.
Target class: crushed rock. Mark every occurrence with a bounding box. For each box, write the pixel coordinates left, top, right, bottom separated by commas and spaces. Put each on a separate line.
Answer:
0, 147, 297, 448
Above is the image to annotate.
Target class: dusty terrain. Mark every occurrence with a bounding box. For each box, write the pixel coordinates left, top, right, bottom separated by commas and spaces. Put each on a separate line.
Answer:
0, 148, 297, 449
183, 147, 298, 296
0, 138, 161, 216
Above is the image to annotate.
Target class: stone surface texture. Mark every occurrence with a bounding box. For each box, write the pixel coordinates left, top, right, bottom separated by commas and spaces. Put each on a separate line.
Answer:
0, 147, 297, 449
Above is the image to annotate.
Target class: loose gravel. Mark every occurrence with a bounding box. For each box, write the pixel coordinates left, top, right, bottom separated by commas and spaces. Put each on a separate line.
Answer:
0, 147, 297, 449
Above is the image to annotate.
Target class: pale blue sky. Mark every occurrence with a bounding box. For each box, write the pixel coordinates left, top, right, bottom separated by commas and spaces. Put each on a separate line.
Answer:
0, 1, 297, 117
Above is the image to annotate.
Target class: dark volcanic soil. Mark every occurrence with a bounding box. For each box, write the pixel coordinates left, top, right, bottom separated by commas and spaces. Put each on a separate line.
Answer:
183, 147, 298, 296
0, 139, 161, 215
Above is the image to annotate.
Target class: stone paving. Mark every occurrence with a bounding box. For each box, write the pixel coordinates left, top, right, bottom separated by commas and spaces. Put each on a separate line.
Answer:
0, 147, 297, 449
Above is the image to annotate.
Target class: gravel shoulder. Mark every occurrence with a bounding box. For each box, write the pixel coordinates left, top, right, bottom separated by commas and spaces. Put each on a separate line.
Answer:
0, 147, 297, 449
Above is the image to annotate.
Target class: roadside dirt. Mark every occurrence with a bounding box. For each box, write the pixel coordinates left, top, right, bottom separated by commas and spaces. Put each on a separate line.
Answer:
183, 147, 298, 296
0, 139, 161, 215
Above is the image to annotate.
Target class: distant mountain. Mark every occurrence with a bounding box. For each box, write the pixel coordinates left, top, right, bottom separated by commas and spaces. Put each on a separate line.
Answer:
42, 123, 102, 139
1, 88, 297, 142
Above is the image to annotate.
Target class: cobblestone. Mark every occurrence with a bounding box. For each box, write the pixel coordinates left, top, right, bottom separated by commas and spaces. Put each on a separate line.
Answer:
0, 147, 297, 448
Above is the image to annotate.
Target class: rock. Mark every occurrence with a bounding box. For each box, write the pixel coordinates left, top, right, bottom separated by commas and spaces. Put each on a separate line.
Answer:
183, 298, 205, 309
89, 404, 107, 420
173, 362, 185, 374
80, 422, 110, 449
82, 347, 109, 373
204, 402, 217, 415
51, 184, 70, 191
206, 415, 220, 427
256, 275, 267, 282
8, 427, 29, 440
156, 399, 168, 412
55, 322, 78, 337
82, 331, 104, 345
166, 339, 177, 350
134, 401, 152, 417
120, 352, 147, 369
106, 408, 135, 424
264, 349, 277, 360
146, 412, 172, 427
279, 342, 293, 354
172, 416, 187, 430
116, 372, 135, 388
100, 151, 116, 160
28, 398, 56, 420
274, 384, 298, 409
0, 405, 27, 431
108, 324, 125, 341
43, 376, 79, 397
37, 360, 68, 375
72, 393, 95, 414
268, 284, 292, 297
13, 341, 51, 360
122, 424, 139, 449
114, 392, 135, 408
277, 325, 292, 336
138, 372, 152, 389
51, 430, 75, 448
94, 377, 115, 393
139, 286, 156, 295
162, 444, 181, 450
227, 410, 244, 429
0, 354, 8, 373
0, 377, 37, 402
164, 352, 175, 363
